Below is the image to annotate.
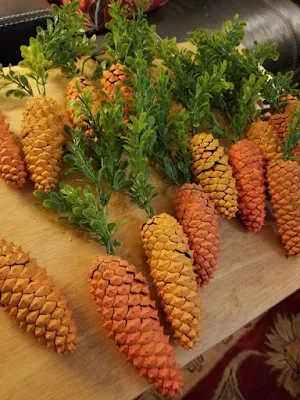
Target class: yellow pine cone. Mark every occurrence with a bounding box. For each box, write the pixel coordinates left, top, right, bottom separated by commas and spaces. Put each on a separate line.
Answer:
189, 133, 238, 218
0, 238, 78, 353
246, 120, 282, 162
65, 76, 100, 138
141, 213, 200, 349
0, 114, 26, 188
174, 183, 220, 287
266, 159, 300, 256
89, 255, 183, 398
21, 96, 65, 192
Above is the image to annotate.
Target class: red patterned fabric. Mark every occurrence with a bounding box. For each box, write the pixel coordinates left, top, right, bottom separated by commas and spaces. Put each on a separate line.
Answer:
184, 290, 300, 400
48, 1, 168, 31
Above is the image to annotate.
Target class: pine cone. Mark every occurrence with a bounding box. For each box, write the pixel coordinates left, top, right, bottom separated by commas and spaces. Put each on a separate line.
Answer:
65, 76, 100, 138
0, 238, 78, 353
141, 213, 200, 349
21, 96, 65, 192
269, 98, 300, 157
101, 63, 132, 100
266, 159, 300, 256
246, 120, 281, 162
228, 139, 266, 232
189, 133, 238, 219
174, 183, 220, 287
89, 255, 183, 398
101, 63, 133, 123
0, 114, 26, 188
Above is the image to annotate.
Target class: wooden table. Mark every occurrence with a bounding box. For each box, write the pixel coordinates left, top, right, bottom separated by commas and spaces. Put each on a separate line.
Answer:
0, 68, 300, 400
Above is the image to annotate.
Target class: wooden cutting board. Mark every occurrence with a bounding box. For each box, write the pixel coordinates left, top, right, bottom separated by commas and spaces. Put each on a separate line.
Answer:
0, 66, 300, 400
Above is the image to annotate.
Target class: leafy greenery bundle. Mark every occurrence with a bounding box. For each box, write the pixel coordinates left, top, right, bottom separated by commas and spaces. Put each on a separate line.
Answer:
0, 1, 95, 98
122, 56, 158, 217
157, 15, 298, 139
35, 87, 129, 255
189, 15, 298, 112
36, 0, 96, 77
230, 74, 266, 140
158, 39, 233, 138
150, 70, 192, 185
104, 0, 158, 66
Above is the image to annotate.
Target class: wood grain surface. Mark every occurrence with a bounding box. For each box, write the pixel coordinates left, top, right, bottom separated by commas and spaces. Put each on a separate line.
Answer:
0, 67, 300, 400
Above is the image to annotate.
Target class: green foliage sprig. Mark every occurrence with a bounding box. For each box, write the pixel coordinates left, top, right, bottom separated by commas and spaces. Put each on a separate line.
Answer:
67, 85, 130, 205
150, 70, 192, 185
0, 64, 33, 98
283, 106, 300, 161
104, 0, 158, 66
261, 71, 298, 111
34, 184, 121, 255
123, 57, 158, 217
0, 1, 95, 97
189, 15, 298, 111
158, 39, 232, 137
19, 38, 50, 95
230, 74, 266, 140
37, 1, 96, 77
34, 87, 130, 255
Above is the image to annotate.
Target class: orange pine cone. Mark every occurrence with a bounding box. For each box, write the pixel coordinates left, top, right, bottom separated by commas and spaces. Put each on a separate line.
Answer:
100, 63, 133, 125
0, 115, 26, 188
266, 159, 300, 256
174, 183, 220, 287
228, 139, 266, 232
246, 120, 281, 162
0, 238, 78, 353
65, 76, 100, 138
269, 96, 300, 157
101, 63, 132, 101
89, 255, 183, 398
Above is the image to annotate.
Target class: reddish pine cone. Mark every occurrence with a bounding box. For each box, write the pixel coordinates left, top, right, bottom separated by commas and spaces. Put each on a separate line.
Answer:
0, 114, 26, 188
189, 133, 238, 219
141, 213, 200, 349
21, 96, 65, 192
89, 255, 183, 398
0, 238, 78, 353
174, 183, 220, 287
65, 76, 100, 138
266, 159, 300, 256
228, 139, 267, 232
246, 120, 281, 162
269, 97, 300, 158
269, 96, 299, 142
